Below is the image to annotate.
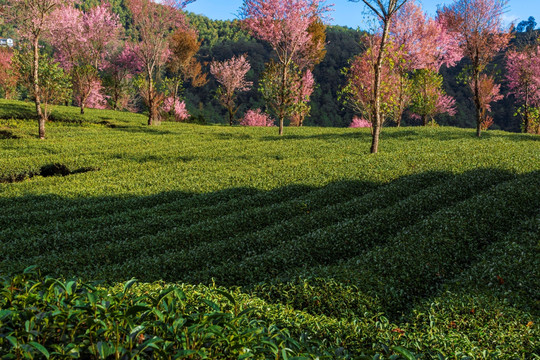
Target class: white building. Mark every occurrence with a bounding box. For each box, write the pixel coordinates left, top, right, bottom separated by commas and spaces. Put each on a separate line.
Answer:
0, 38, 14, 47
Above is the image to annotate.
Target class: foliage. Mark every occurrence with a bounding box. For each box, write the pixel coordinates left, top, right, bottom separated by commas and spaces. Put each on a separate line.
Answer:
240, 108, 275, 126
0, 47, 18, 99
506, 45, 540, 133
0, 100, 539, 357
438, 0, 512, 136
210, 55, 252, 125
13, 52, 72, 121
349, 116, 372, 128
0, 269, 339, 359
410, 69, 456, 125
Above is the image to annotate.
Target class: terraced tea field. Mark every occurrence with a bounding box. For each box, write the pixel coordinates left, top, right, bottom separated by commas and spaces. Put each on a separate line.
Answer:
0, 99, 539, 358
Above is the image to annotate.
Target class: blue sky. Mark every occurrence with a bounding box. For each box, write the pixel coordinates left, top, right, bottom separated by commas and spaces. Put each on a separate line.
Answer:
184, 0, 538, 29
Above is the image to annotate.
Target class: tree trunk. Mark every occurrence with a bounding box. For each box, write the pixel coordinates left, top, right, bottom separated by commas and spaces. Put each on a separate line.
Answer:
473, 67, 482, 137
278, 62, 288, 136
422, 114, 428, 126
370, 18, 391, 153
80, 104, 85, 115
148, 77, 154, 126
228, 106, 234, 126
33, 37, 45, 140
524, 91, 530, 133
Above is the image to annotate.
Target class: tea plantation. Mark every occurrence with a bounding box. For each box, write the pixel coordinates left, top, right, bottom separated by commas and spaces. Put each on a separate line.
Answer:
0, 99, 539, 359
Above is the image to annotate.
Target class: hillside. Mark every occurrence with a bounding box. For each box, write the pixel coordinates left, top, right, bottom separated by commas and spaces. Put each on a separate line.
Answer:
0, 100, 539, 358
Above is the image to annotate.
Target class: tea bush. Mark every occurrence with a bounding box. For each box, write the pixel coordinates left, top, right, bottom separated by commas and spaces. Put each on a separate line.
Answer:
1, 99, 539, 358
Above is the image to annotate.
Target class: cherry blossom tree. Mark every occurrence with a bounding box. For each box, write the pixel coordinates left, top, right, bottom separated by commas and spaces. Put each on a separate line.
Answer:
210, 55, 253, 125
6, 0, 73, 139
102, 43, 144, 111
290, 69, 315, 126
127, 0, 193, 125
348, 0, 409, 153
506, 46, 540, 133
341, 38, 402, 128
469, 73, 503, 131
48, 4, 121, 114
388, 0, 462, 126
439, 0, 512, 136
240, 0, 331, 135
161, 97, 189, 121
0, 48, 18, 99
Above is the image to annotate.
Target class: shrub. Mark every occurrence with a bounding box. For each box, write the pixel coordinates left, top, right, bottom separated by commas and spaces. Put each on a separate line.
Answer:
349, 116, 372, 128
240, 109, 275, 127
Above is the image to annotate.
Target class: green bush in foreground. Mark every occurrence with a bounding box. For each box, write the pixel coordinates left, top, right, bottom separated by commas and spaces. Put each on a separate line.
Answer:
0, 268, 344, 359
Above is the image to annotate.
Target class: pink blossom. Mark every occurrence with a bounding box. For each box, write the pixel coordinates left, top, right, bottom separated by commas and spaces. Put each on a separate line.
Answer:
161, 97, 189, 121
390, 0, 463, 71
240, 109, 275, 126
349, 116, 372, 128
240, 0, 331, 67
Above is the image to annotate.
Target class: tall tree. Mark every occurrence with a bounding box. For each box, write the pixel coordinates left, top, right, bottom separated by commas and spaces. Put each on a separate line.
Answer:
102, 43, 144, 111
341, 38, 402, 128
166, 27, 207, 120
210, 55, 253, 125
127, 0, 194, 125
6, 0, 72, 139
48, 4, 122, 114
240, 0, 331, 135
389, 0, 462, 126
506, 45, 540, 134
439, 0, 512, 137
0, 47, 18, 99
348, 0, 409, 153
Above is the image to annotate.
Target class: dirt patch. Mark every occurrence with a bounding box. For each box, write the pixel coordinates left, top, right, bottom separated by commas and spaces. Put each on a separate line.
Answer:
1, 164, 100, 183
0, 129, 19, 139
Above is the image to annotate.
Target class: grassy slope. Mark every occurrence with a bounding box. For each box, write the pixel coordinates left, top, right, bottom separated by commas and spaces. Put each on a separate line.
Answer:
0, 99, 539, 358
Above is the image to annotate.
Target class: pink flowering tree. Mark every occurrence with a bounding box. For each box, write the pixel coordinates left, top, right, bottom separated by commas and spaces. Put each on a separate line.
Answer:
240, 109, 275, 126
341, 38, 403, 128
128, 0, 194, 125
102, 43, 144, 111
347, 0, 409, 153
6, 0, 73, 139
240, 0, 331, 135
0, 48, 18, 99
349, 116, 373, 129
161, 97, 189, 121
210, 55, 253, 125
48, 4, 122, 114
290, 69, 315, 126
506, 46, 540, 134
469, 74, 503, 130
390, 0, 462, 126
439, 0, 512, 136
